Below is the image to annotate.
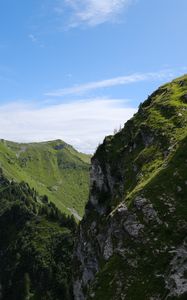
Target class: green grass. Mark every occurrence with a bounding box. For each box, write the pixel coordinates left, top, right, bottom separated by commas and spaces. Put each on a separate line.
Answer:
94, 74, 187, 207
0, 139, 90, 218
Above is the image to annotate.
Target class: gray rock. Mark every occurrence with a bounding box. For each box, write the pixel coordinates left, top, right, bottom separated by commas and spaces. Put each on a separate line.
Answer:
103, 236, 113, 260
123, 215, 144, 238
165, 244, 187, 297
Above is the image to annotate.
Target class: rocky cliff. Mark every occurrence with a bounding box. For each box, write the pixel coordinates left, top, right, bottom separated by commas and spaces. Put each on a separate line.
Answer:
73, 75, 187, 300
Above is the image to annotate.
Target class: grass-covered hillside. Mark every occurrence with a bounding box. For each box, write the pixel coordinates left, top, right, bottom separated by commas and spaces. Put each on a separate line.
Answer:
0, 139, 90, 219
94, 74, 187, 208
0, 169, 76, 300
74, 74, 187, 299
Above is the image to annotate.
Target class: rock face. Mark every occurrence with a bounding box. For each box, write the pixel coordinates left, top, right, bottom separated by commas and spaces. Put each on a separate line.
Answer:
73, 75, 187, 300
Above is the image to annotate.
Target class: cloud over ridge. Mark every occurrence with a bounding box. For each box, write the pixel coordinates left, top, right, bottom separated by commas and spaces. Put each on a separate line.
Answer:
0, 98, 136, 153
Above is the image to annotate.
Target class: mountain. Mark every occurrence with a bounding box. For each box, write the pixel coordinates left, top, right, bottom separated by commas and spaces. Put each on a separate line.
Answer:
73, 75, 187, 299
1, 75, 187, 300
0, 170, 76, 300
0, 140, 90, 298
0, 139, 90, 219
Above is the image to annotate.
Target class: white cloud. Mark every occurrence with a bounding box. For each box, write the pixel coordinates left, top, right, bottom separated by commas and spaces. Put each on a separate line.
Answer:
0, 98, 136, 153
28, 34, 37, 43
45, 70, 174, 97
62, 0, 133, 27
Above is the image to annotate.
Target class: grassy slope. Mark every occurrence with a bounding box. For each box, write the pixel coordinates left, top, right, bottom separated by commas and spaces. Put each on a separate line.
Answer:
86, 74, 187, 299
95, 74, 187, 208
0, 139, 90, 218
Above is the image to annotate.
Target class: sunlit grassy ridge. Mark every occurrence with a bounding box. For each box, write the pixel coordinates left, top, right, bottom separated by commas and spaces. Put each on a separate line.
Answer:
0, 139, 90, 218
95, 74, 187, 208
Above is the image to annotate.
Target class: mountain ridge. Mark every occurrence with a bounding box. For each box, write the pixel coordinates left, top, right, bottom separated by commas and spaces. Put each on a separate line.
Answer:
0, 139, 90, 219
73, 74, 187, 299
0, 75, 187, 299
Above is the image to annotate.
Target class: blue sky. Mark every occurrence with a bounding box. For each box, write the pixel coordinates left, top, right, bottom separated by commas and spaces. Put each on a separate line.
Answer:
0, 0, 187, 153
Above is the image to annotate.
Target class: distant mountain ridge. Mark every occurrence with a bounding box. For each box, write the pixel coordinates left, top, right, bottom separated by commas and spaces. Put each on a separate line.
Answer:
0, 139, 90, 219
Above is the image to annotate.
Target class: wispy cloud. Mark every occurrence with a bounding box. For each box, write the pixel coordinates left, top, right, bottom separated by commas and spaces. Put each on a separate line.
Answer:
0, 98, 136, 153
28, 34, 37, 43
57, 0, 133, 27
45, 70, 174, 97
28, 33, 44, 48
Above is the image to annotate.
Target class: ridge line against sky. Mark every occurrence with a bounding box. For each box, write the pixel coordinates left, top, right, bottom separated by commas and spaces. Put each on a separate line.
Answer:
0, 97, 136, 154
0, 0, 187, 152
45, 69, 174, 97
0, 69, 185, 154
